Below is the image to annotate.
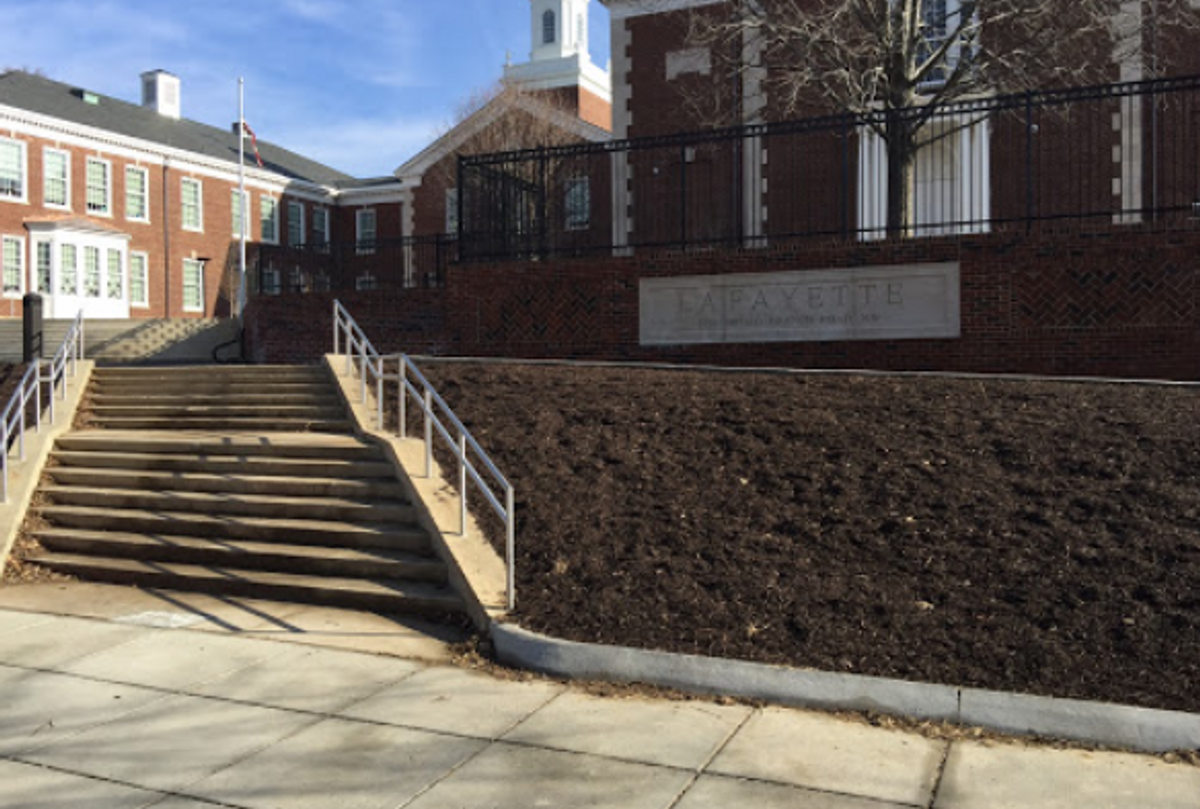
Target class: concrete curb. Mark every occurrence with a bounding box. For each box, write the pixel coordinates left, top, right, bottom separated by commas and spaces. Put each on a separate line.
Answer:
491, 622, 1200, 754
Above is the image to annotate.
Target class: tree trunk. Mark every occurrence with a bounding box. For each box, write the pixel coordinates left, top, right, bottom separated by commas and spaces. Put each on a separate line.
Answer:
885, 110, 916, 238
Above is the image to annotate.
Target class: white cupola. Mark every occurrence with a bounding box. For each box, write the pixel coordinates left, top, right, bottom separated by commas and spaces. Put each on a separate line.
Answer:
530, 0, 590, 62
140, 69, 181, 120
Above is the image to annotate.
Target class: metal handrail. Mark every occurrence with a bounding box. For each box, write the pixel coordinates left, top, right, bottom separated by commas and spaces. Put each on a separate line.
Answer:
2, 311, 85, 503
332, 300, 517, 611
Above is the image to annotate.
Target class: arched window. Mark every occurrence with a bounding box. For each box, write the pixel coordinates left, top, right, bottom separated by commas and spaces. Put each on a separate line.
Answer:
543, 9, 556, 44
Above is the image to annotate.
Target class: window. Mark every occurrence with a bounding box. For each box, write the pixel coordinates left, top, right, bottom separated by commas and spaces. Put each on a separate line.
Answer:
83, 246, 101, 297
86, 158, 111, 215
312, 207, 330, 246
106, 248, 123, 299
445, 189, 459, 234
181, 177, 203, 231
355, 272, 378, 291
2, 236, 23, 296
183, 258, 204, 312
44, 149, 70, 209
857, 114, 991, 238
918, 0, 971, 89
60, 244, 78, 295
35, 241, 52, 294
543, 9, 556, 44
260, 197, 279, 243
287, 200, 304, 245
356, 209, 376, 254
129, 252, 149, 307
565, 177, 590, 230
0, 138, 27, 201
232, 189, 250, 239
261, 263, 281, 295
126, 166, 149, 221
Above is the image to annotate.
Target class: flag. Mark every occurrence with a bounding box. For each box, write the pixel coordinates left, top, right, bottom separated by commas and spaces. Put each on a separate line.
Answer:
242, 121, 264, 168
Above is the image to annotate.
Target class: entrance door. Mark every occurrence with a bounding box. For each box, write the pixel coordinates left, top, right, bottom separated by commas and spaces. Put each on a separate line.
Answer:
27, 226, 131, 320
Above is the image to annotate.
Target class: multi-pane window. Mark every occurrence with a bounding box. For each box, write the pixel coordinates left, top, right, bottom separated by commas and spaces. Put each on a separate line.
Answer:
445, 189, 459, 234
36, 242, 52, 293
543, 9, 556, 43
0, 138, 26, 201
86, 158, 111, 215
126, 166, 149, 221
2, 236, 23, 296
181, 177, 203, 231
60, 244, 78, 295
44, 149, 70, 209
356, 272, 378, 291
107, 249, 123, 299
261, 197, 279, 243
183, 258, 204, 312
261, 263, 281, 295
129, 252, 149, 307
312, 207, 329, 246
356, 209, 376, 254
232, 189, 249, 239
287, 200, 304, 245
565, 178, 590, 230
83, 246, 101, 297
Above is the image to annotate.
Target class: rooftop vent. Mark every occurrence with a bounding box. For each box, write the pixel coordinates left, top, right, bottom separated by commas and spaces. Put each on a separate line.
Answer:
141, 70, 181, 120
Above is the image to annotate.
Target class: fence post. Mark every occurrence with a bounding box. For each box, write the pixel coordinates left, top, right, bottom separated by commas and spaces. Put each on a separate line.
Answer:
1025, 89, 1035, 233
680, 143, 689, 248
399, 359, 408, 439
459, 434, 468, 536
424, 389, 433, 479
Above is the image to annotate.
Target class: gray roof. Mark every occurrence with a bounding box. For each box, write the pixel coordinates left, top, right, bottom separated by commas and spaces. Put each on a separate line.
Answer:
0, 70, 354, 187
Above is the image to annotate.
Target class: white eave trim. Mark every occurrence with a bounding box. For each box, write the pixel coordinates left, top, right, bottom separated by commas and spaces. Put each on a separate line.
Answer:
602, 0, 723, 20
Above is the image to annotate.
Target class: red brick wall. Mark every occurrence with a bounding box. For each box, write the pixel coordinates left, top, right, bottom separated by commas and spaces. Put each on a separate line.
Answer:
245, 225, 1200, 381
0, 128, 324, 319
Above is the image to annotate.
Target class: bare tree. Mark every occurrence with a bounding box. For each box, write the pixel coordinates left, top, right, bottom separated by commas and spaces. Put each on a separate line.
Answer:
681, 0, 1197, 234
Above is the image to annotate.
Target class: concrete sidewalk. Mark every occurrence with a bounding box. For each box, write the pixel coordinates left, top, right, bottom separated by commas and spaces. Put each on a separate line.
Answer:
0, 598, 1197, 808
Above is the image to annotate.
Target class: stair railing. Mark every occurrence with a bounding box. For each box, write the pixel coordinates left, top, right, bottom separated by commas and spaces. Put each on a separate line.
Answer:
333, 300, 517, 611
2, 311, 85, 503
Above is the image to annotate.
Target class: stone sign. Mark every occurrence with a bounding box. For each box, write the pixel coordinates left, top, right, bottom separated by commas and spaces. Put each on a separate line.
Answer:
639, 263, 961, 346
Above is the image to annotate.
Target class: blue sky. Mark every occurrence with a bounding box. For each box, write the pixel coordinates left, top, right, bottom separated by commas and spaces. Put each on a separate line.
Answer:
0, 0, 612, 179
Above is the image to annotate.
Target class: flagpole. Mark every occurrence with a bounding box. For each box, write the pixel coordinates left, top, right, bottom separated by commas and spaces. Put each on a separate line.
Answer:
237, 77, 247, 318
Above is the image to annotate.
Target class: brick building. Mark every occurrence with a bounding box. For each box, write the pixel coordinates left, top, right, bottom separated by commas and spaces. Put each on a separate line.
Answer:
0, 0, 612, 320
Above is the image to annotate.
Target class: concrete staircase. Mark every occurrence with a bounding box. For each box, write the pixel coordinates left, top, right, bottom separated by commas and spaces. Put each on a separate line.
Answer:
0, 318, 239, 364
86, 365, 351, 432
20, 366, 465, 620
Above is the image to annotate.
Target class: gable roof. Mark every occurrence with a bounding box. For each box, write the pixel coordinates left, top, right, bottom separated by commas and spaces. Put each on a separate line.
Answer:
0, 70, 354, 187
395, 90, 611, 183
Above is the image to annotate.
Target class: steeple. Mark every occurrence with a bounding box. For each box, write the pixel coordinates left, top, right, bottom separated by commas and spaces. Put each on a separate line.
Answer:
503, 0, 612, 128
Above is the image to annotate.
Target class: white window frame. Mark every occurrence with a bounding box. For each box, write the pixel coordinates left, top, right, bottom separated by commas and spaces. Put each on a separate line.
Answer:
129, 251, 149, 308
261, 196, 280, 244
564, 177, 591, 231
43, 148, 71, 210
445, 189, 459, 234
106, 247, 124, 300
0, 137, 28, 204
86, 157, 112, 216
287, 200, 305, 246
83, 246, 102, 298
60, 244, 78, 296
232, 189, 250, 239
182, 257, 205, 313
356, 208, 377, 255
312, 206, 330, 246
181, 177, 203, 232
34, 240, 53, 295
917, 0, 972, 93
2, 235, 25, 297
126, 166, 150, 222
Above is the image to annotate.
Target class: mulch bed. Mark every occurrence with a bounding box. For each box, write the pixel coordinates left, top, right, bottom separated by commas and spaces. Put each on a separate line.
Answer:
414, 361, 1200, 713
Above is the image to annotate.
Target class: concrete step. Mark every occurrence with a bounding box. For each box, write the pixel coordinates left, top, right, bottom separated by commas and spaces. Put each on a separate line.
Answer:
90, 393, 344, 407
44, 467, 408, 499
51, 449, 396, 478
54, 432, 387, 462
33, 529, 447, 583
84, 417, 353, 432
93, 366, 326, 381
89, 404, 348, 419
29, 553, 464, 616
38, 506, 432, 551
41, 486, 417, 524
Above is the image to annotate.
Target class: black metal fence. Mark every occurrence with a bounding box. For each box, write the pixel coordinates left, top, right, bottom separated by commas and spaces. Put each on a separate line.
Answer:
253, 235, 455, 295
459, 75, 1200, 261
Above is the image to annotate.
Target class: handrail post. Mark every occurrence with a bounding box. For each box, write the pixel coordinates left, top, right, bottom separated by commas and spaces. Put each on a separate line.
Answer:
376, 359, 384, 430
424, 388, 433, 478
506, 486, 516, 612
333, 301, 340, 356
359, 351, 367, 404
46, 362, 55, 426
459, 434, 468, 536
34, 362, 42, 433
399, 358, 407, 439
